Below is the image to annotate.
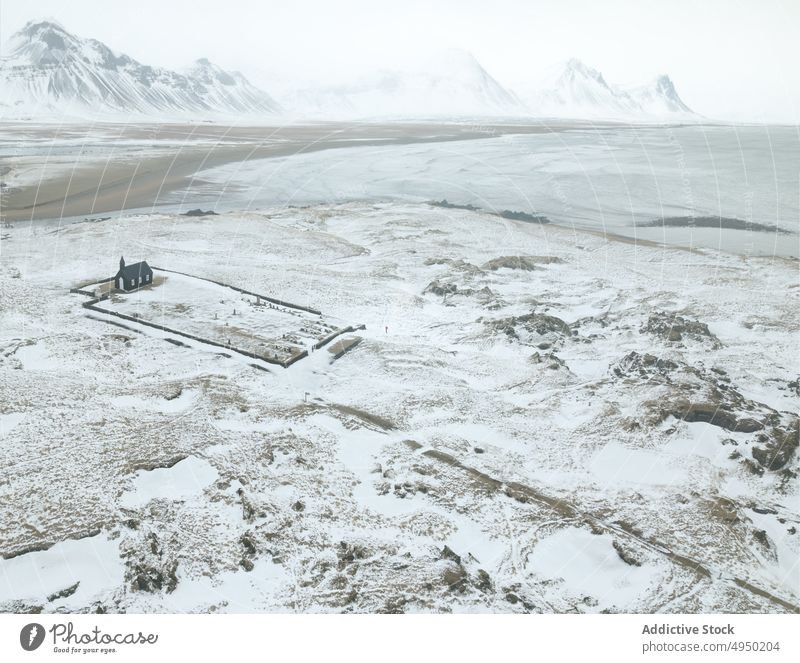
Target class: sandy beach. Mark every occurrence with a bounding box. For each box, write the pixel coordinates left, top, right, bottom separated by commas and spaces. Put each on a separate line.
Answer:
0, 120, 607, 223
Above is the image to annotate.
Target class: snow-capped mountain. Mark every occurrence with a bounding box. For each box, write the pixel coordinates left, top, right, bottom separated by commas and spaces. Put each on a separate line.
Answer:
280, 50, 526, 119
0, 21, 281, 119
517, 59, 696, 120
624, 74, 693, 116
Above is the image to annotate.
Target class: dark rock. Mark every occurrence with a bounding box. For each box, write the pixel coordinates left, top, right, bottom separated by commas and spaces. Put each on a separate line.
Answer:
673, 401, 739, 430
474, 569, 493, 593
427, 201, 550, 225
489, 312, 572, 343
441, 564, 467, 592
751, 422, 799, 470
337, 541, 369, 568
429, 199, 480, 212
484, 254, 563, 271
378, 596, 406, 613
424, 279, 459, 297
240, 533, 257, 556
497, 210, 550, 224
640, 311, 720, 346
753, 529, 771, 548
613, 351, 797, 471
182, 208, 218, 216
130, 560, 178, 593
47, 582, 80, 602
752, 506, 777, 515
641, 216, 791, 235
612, 351, 678, 380
612, 541, 642, 567
440, 545, 461, 565
734, 418, 763, 433
237, 488, 256, 521
743, 459, 765, 476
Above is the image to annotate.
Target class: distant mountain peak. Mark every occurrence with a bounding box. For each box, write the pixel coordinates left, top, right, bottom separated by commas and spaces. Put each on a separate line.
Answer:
16, 18, 71, 39
653, 74, 681, 98
186, 58, 239, 86
626, 73, 692, 115
518, 59, 695, 120
561, 58, 609, 86
8, 19, 82, 66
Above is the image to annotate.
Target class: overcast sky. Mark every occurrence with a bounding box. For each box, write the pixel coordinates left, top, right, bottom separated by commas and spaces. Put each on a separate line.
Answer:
1, 0, 798, 122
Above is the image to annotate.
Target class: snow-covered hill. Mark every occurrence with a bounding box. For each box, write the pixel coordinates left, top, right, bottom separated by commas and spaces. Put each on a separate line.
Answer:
517, 59, 696, 120
280, 50, 526, 119
0, 21, 281, 119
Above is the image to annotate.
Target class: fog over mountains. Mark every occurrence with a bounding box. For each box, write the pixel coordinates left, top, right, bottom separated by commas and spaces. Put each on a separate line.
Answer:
279, 50, 527, 118
0, 20, 697, 121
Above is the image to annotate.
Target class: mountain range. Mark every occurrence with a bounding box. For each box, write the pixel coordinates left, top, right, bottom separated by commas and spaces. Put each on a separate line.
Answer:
517, 58, 693, 119
0, 21, 281, 118
0, 21, 697, 122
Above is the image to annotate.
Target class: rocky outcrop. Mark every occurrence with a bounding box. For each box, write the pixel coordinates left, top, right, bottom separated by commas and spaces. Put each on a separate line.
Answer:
423, 279, 495, 303
181, 209, 218, 217
752, 424, 800, 471
423, 280, 459, 297
612, 351, 799, 472
125, 532, 179, 593
488, 312, 573, 345
424, 257, 484, 275
641, 311, 720, 346
482, 255, 564, 271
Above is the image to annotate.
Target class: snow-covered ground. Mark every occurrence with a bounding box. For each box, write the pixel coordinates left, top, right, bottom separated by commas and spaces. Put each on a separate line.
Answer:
0, 202, 797, 613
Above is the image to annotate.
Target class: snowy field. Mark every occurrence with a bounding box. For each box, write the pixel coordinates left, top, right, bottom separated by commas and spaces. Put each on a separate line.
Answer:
0, 202, 798, 613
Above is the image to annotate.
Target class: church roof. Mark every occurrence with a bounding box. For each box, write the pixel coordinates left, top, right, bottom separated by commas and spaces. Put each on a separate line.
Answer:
117, 261, 152, 279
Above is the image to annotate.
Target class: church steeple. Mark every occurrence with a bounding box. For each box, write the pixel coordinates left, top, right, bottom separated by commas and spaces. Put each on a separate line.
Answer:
119, 256, 125, 271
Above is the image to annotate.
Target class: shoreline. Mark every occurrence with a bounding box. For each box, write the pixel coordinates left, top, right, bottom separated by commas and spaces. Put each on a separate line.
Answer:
0, 120, 592, 223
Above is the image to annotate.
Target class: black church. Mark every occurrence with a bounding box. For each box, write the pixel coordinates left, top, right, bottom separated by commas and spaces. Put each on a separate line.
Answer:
115, 256, 153, 292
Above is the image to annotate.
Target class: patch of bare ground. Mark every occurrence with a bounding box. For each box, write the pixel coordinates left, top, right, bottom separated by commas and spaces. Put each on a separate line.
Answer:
329, 404, 396, 431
